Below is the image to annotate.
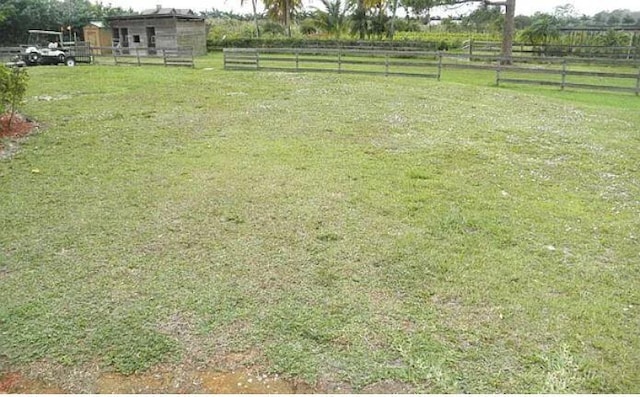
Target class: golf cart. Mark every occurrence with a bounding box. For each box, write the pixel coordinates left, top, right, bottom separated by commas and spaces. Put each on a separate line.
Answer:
22, 30, 77, 66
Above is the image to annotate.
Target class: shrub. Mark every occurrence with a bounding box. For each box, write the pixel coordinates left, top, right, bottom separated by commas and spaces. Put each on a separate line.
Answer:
261, 21, 286, 36
0, 65, 29, 132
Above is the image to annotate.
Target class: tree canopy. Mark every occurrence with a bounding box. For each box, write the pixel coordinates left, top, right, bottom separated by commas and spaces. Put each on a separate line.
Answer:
0, 0, 132, 45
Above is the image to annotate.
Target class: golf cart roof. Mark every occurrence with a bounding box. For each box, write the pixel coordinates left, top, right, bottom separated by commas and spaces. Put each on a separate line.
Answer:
28, 30, 62, 35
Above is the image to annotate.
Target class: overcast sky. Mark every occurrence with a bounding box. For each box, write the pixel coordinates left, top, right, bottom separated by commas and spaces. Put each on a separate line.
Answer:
91, 0, 639, 16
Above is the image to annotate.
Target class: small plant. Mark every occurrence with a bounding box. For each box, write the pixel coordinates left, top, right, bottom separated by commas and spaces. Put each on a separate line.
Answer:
0, 65, 29, 133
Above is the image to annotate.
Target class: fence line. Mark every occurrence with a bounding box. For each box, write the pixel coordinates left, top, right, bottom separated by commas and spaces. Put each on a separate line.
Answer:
0, 47, 23, 64
1, 45, 194, 67
224, 48, 640, 96
464, 40, 640, 60
97, 46, 194, 68
224, 48, 443, 79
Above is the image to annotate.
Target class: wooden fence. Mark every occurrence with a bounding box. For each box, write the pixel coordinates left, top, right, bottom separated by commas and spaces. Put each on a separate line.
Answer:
223, 48, 640, 96
0, 47, 23, 64
224, 48, 443, 79
94, 46, 195, 68
495, 56, 640, 94
464, 40, 640, 60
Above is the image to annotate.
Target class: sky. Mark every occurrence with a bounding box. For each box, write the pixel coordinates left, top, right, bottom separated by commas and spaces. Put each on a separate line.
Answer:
91, 0, 640, 16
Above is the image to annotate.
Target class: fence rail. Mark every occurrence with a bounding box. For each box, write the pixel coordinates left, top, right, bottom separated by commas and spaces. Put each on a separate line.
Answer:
224, 48, 640, 96
0, 47, 23, 63
464, 40, 640, 60
91, 46, 194, 68
224, 48, 443, 79
496, 58, 640, 94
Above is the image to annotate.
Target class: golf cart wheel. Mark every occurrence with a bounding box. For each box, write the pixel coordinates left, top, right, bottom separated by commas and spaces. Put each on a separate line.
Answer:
28, 52, 40, 64
65, 57, 76, 67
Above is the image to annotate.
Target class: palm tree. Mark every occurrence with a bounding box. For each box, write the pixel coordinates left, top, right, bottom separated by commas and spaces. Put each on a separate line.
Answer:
351, 0, 379, 39
388, 0, 399, 39
241, 0, 261, 38
263, 0, 302, 37
313, 0, 353, 38
519, 14, 559, 46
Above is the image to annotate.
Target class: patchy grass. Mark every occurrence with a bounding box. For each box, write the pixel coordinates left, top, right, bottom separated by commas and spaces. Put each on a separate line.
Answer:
0, 57, 639, 393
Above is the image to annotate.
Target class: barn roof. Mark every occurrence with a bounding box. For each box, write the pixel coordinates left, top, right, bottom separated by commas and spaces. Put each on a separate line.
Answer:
107, 7, 203, 21
86, 21, 106, 28
140, 8, 196, 16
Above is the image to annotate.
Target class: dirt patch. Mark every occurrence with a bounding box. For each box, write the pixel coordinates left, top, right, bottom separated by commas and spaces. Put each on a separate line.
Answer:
0, 364, 419, 393
1, 367, 313, 394
0, 353, 409, 393
0, 372, 66, 394
93, 368, 316, 394
0, 112, 38, 158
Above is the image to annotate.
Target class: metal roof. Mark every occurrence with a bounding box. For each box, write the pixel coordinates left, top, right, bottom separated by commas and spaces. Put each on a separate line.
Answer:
28, 29, 62, 35
107, 10, 203, 21
86, 21, 105, 28
140, 7, 195, 16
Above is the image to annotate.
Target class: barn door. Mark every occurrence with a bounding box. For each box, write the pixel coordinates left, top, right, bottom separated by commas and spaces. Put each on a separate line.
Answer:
146, 27, 156, 55
120, 28, 129, 54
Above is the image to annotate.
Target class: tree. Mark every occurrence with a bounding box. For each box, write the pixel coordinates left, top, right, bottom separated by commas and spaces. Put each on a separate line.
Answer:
621, 14, 635, 25
388, 0, 399, 39
0, 0, 131, 45
513, 14, 531, 30
350, 3, 368, 39
241, 0, 261, 38
607, 14, 620, 25
592, 12, 607, 25
461, 4, 503, 33
313, 0, 353, 38
460, 0, 517, 63
500, 0, 515, 62
0, 65, 29, 133
597, 29, 630, 47
553, 3, 578, 22
400, 0, 437, 19
263, 0, 302, 37
350, 0, 380, 40
519, 14, 559, 45
411, 0, 517, 62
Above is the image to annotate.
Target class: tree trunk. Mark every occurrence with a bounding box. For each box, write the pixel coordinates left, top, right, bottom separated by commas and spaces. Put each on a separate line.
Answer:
389, 0, 398, 39
285, 0, 291, 37
252, 0, 260, 38
500, 0, 515, 64
357, 0, 365, 40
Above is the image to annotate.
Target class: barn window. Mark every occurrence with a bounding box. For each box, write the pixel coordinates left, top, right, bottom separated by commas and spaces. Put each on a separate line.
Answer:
133, 35, 140, 43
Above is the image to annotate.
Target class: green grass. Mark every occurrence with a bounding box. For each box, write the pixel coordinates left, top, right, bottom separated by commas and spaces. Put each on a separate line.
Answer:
1, 53, 639, 392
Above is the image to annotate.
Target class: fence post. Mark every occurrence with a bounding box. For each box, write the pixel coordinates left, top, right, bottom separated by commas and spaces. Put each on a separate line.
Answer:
256, 50, 260, 70
468, 39, 473, 59
338, 50, 342, 74
113, 46, 118, 65
636, 66, 640, 96
385, 53, 389, 76
561, 60, 567, 90
136, 46, 141, 66
296, 50, 299, 72
496, 57, 502, 86
437, 52, 442, 81
163, 49, 167, 67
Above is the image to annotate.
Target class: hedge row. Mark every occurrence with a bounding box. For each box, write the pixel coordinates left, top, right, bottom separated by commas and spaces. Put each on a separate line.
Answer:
207, 38, 451, 52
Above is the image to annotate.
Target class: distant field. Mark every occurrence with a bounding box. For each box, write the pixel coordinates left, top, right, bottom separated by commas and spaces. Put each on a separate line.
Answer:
1, 54, 639, 393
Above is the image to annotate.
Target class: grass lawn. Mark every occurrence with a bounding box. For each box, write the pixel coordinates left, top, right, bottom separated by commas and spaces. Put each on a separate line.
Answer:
1, 53, 639, 393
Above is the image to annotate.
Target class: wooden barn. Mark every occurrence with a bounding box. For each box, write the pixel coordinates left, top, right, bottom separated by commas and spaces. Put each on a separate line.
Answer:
106, 6, 206, 56
83, 21, 113, 54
